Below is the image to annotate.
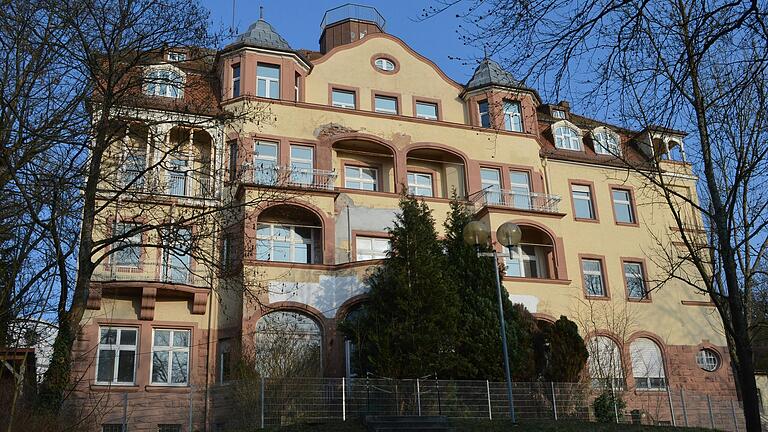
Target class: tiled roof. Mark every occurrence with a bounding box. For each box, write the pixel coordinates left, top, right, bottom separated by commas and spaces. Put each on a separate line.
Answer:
230, 19, 292, 51
465, 58, 531, 92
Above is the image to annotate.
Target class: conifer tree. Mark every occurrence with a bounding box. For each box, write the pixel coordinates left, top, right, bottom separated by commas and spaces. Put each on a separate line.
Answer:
345, 195, 461, 378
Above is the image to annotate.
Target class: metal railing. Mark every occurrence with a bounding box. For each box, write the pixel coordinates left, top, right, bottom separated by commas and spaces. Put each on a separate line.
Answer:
118, 171, 215, 199
320, 4, 386, 30
472, 189, 562, 213
92, 260, 210, 287
243, 165, 337, 191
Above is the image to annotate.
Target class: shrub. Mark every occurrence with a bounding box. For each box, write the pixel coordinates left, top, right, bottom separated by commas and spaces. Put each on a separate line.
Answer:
592, 390, 626, 422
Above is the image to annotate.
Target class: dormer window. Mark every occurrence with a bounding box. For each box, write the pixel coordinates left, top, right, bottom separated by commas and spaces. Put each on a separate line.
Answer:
554, 123, 582, 150
593, 128, 621, 155
552, 109, 566, 119
167, 52, 186, 62
145, 67, 184, 99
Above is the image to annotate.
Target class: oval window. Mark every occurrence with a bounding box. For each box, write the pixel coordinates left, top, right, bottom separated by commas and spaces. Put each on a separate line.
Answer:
695, 348, 720, 372
374, 58, 395, 72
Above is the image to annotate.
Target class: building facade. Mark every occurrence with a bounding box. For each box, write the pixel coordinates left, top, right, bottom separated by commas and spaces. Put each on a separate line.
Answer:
72, 4, 738, 431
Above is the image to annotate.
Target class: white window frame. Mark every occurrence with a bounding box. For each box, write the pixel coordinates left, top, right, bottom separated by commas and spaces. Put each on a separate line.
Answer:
552, 120, 582, 150
374, 95, 398, 114
374, 58, 395, 71
582, 258, 606, 297
256, 223, 317, 264
480, 168, 502, 205
612, 188, 635, 223
356, 236, 390, 261
150, 328, 191, 386
503, 100, 523, 132
256, 63, 280, 99
167, 51, 186, 62
479, 100, 490, 128
144, 65, 185, 99
571, 184, 595, 219
232, 63, 241, 98
290, 145, 314, 184
294, 73, 300, 101
624, 262, 647, 299
592, 127, 622, 155
407, 172, 433, 197
161, 227, 192, 284
344, 165, 378, 191
253, 141, 278, 184
552, 109, 566, 119
121, 151, 147, 190
415, 101, 438, 120
95, 327, 137, 385
509, 170, 532, 210
332, 89, 356, 109
696, 349, 720, 372
505, 245, 546, 278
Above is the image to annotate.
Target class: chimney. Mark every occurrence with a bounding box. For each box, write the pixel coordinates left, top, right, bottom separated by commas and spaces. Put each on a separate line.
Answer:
319, 4, 385, 54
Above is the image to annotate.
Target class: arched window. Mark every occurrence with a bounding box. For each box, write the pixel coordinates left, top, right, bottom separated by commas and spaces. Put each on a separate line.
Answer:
255, 310, 322, 377
554, 125, 582, 150
630, 338, 666, 389
145, 67, 185, 98
592, 128, 621, 155
587, 336, 624, 389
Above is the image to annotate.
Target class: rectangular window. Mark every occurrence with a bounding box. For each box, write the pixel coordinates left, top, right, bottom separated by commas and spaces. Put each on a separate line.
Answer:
167, 52, 186, 62
612, 188, 636, 224
582, 258, 607, 297
256, 223, 318, 264
356, 236, 390, 261
415, 101, 438, 120
624, 262, 647, 300
294, 72, 300, 101
220, 350, 231, 383
96, 327, 137, 384
231, 64, 240, 98
479, 100, 490, 128
256, 64, 280, 99
505, 245, 546, 278
552, 109, 566, 119
509, 171, 532, 210
480, 168, 502, 205
221, 236, 232, 271
151, 329, 190, 385
503, 100, 523, 132
253, 141, 278, 185
162, 227, 191, 284
571, 184, 596, 220
158, 425, 182, 432
345, 166, 378, 191
167, 157, 188, 196
228, 140, 238, 181
102, 425, 124, 432
113, 222, 141, 267
374, 95, 398, 114
332, 89, 356, 109
407, 172, 433, 197
290, 145, 314, 185
121, 152, 146, 189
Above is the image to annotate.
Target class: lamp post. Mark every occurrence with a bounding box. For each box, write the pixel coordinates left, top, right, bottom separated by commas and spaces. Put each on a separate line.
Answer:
463, 220, 521, 423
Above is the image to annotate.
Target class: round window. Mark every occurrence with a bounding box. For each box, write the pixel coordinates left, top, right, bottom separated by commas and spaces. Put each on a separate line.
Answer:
374, 58, 395, 72
696, 348, 720, 371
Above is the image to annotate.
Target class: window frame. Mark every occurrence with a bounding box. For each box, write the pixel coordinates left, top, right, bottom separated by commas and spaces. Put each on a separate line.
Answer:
95, 327, 138, 385
580, 255, 609, 298
478, 99, 491, 128
592, 128, 622, 156
354, 234, 391, 261
374, 57, 396, 72
150, 328, 192, 386
253, 140, 279, 185
553, 124, 582, 150
373, 93, 399, 115
414, 100, 439, 120
622, 259, 650, 301
344, 164, 379, 191
610, 186, 638, 226
406, 171, 434, 197
331, 87, 357, 109
112, 221, 143, 268
503, 100, 523, 132
696, 348, 720, 372
231, 63, 241, 98
480, 167, 503, 205
256, 63, 280, 99
505, 244, 547, 279
569, 181, 598, 222
167, 51, 186, 62
630, 337, 667, 390
144, 66, 185, 99
255, 222, 319, 264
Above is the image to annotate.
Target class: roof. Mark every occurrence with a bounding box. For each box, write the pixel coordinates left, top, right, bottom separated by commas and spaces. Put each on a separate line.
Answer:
465, 58, 532, 92
230, 19, 292, 51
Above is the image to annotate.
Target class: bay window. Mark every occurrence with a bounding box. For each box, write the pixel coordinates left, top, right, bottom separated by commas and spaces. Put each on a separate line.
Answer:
503, 100, 522, 132
256, 64, 280, 99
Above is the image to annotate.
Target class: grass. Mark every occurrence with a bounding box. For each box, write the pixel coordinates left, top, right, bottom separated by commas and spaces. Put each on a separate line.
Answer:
259, 418, 711, 432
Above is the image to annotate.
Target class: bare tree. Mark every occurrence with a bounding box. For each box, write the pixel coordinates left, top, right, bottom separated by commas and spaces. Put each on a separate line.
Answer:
424, 0, 768, 428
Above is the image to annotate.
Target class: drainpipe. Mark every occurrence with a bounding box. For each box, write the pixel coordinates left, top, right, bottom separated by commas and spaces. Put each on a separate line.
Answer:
347, 204, 352, 263
542, 156, 552, 195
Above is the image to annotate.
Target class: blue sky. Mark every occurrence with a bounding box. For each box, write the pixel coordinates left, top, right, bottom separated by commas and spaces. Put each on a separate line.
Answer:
201, 0, 479, 84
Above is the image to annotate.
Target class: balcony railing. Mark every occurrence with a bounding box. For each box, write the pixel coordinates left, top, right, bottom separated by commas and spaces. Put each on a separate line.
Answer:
472, 189, 562, 213
120, 171, 215, 199
242, 165, 337, 191
93, 261, 210, 287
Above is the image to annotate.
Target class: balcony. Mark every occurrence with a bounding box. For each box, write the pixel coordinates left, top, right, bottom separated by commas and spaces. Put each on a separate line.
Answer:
93, 261, 211, 287
472, 189, 562, 213
243, 165, 337, 191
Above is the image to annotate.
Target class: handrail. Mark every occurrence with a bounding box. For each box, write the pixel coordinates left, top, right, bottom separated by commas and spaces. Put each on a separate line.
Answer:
471, 189, 562, 213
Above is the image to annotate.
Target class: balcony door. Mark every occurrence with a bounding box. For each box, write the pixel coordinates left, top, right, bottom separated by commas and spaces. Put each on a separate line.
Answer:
509, 170, 531, 210
290, 145, 314, 185
163, 227, 191, 284
480, 168, 502, 205
167, 157, 188, 196
254, 141, 278, 185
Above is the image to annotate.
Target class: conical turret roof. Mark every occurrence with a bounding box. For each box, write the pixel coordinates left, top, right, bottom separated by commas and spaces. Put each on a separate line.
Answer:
465, 58, 530, 92
230, 18, 292, 51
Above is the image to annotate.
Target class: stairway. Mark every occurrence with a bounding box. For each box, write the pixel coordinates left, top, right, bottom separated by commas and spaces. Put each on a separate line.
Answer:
364, 415, 453, 432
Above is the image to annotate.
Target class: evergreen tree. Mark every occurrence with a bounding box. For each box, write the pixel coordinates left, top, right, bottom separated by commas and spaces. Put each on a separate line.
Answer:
539, 316, 589, 382
344, 195, 461, 378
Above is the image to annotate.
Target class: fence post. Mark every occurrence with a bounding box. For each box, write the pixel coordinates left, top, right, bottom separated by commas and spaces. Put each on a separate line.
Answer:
731, 399, 739, 432
435, 376, 442, 416
681, 388, 689, 427
486, 380, 492, 420
666, 385, 676, 426
416, 379, 422, 417
188, 387, 193, 432
551, 382, 558, 421
260, 377, 265, 429
707, 395, 715, 429
122, 393, 128, 432
342, 377, 346, 422
611, 381, 619, 424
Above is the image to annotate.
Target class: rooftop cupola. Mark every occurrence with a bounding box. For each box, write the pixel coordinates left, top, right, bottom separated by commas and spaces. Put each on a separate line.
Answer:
226, 10, 293, 52
319, 4, 385, 54
464, 58, 531, 93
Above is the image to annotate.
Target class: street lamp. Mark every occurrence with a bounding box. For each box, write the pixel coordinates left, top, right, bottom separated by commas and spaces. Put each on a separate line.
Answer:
463, 220, 521, 423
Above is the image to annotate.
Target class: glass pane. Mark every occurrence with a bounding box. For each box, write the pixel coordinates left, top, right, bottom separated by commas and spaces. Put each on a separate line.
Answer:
505, 257, 521, 277
583, 260, 601, 273
256, 240, 270, 260
97, 349, 116, 382
510, 171, 530, 186
346, 180, 362, 189
257, 64, 280, 79
615, 204, 633, 222
416, 103, 437, 118
152, 351, 169, 383
173, 331, 189, 347
100, 329, 117, 345
269, 81, 279, 98
171, 352, 189, 384
154, 330, 171, 347
272, 242, 291, 261
333, 90, 355, 107
255, 143, 278, 158
117, 350, 135, 382
291, 146, 313, 161
345, 166, 358, 178
293, 243, 309, 263
257, 80, 266, 97
574, 198, 594, 219
120, 329, 136, 345
273, 226, 291, 240
375, 96, 397, 113
361, 168, 376, 181
480, 168, 500, 182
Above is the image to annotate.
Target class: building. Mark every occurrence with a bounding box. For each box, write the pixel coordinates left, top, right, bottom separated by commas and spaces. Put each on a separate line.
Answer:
71, 4, 738, 430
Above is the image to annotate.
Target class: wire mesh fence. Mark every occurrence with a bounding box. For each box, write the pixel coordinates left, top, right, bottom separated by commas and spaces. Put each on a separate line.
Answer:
74, 378, 751, 431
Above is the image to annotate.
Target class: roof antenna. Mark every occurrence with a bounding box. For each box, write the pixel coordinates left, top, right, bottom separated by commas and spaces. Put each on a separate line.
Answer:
260, 5, 264, 20
230, 0, 237, 35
